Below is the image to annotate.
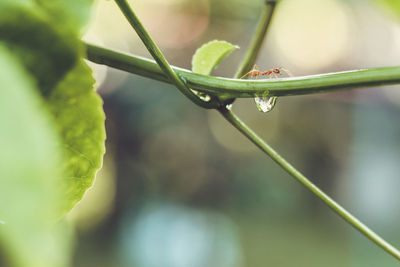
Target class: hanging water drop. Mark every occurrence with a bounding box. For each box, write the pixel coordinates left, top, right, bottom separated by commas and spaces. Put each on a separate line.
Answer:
190, 89, 211, 102
254, 96, 277, 112
180, 73, 211, 102
179, 75, 187, 84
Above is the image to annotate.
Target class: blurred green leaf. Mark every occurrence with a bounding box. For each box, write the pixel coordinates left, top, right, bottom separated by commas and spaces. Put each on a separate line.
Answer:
0, 2, 80, 93
0, 0, 94, 93
46, 61, 106, 213
0, 45, 73, 267
0, 0, 102, 265
192, 40, 239, 75
35, 0, 94, 32
375, 0, 400, 20
0, 0, 104, 214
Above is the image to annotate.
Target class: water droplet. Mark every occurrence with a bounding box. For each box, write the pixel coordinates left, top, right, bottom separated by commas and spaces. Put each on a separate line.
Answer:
254, 96, 277, 112
198, 93, 211, 102
226, 103, 233, 110
179, 74, 187, 84
190, 89, 211, 102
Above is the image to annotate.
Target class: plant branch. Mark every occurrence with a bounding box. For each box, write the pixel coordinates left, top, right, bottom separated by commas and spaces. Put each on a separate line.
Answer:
97, 0, 400, 260
234, 0, 277, 79
216, 0, 400, 261
113, 0, 219, 109
85, 43, 400, 99
218, 106, 400, 260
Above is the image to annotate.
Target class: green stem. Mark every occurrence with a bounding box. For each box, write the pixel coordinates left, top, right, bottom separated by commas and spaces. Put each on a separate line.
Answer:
218, 0, 400, 260
234, 0, 277, 79
85, 43, 400, 99
99, 0, 400, 260
113, 0, 219, 109
218, 106, 400, 261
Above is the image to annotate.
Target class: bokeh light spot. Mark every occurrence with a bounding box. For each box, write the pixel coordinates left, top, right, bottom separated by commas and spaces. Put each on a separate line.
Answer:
271, 0, 350, 71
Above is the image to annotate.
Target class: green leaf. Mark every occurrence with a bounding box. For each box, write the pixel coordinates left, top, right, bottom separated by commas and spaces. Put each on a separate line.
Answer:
46, 61, 106, 213
35, 0, 94, 32
0, 0, 95, 94
191, 40, 239, 75
0, 3, 79, 93
0, 0, 103, 264
0, 0, 105, 214
0, 45, 72, 267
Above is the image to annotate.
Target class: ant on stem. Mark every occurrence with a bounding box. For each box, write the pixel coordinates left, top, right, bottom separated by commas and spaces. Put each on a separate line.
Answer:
240, 65, 292, 112
240, 64, 292, 79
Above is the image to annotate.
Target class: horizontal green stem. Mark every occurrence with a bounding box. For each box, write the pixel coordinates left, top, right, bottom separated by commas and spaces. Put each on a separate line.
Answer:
85, 43, 400, 99
218, 106, 400, 261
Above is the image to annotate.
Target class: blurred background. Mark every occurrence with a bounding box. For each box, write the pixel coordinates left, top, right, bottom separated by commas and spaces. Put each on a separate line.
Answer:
70, 0, 400, 266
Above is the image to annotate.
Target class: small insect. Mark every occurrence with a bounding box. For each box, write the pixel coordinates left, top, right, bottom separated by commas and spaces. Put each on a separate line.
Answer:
241, 64, 292, 79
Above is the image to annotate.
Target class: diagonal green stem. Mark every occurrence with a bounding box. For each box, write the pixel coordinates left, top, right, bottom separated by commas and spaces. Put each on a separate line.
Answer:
218, 106, 400, 261
85, 43, 400, 99
113, 0, 219, 109
96, 0, 400, 259
234, 0, 277, 79
218, 0, 400, 261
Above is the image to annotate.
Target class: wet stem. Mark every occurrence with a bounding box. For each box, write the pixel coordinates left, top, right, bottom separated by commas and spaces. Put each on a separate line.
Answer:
103, 0, 400, 261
